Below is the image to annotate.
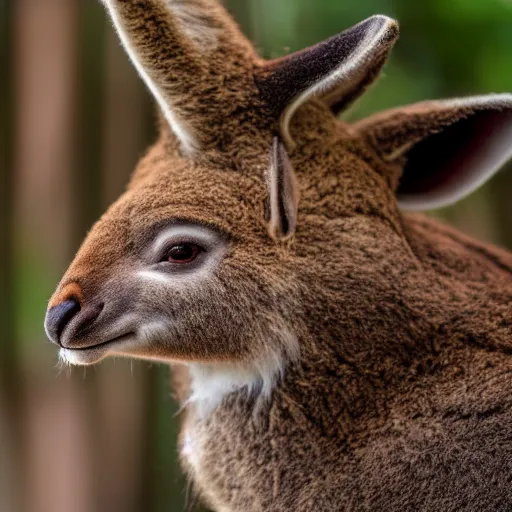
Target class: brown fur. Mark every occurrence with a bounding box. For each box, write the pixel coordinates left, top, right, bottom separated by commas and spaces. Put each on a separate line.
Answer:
46, 2, 512, 510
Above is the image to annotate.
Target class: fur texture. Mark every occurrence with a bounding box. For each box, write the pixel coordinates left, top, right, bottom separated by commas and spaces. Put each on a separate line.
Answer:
45, 1, 512, 511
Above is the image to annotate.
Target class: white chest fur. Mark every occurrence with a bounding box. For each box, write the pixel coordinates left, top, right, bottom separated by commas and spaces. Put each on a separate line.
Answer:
180, 351, 294, 472
181, 429, 203, 474
184, 345, 296, 418
180, 339, 299, 506
180, 361, 268, 476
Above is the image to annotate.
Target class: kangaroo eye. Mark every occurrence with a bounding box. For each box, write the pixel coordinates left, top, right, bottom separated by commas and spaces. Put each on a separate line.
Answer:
165, 243, 203, 264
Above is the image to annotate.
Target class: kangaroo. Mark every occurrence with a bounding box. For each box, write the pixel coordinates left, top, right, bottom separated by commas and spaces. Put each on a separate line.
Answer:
44, 1, 512, 510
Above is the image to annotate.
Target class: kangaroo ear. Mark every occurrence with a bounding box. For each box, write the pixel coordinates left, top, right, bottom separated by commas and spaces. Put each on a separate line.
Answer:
267, 138, 299, 241
356, 94, 512, 211
258, 15, 399, 149
101, 0, 258, 155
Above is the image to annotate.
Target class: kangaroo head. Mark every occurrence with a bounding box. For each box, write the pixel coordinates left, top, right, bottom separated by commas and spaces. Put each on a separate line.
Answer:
45, 1, 512, 381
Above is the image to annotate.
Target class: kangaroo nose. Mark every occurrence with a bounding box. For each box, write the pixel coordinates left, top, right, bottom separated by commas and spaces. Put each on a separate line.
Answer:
45, 298, 81, 345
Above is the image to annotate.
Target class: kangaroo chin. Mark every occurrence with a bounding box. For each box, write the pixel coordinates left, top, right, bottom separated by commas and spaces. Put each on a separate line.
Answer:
58, 333, 137, 366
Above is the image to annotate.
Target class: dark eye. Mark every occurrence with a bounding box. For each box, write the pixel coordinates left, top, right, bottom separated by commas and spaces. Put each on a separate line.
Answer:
165, 243, 203, 264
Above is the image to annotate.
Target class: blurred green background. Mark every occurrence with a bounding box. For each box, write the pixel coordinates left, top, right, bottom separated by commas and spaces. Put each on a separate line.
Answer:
1, 0, 511, 511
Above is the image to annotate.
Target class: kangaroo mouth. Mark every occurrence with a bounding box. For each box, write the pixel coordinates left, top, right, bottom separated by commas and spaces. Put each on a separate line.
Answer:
59, 332, 137, 365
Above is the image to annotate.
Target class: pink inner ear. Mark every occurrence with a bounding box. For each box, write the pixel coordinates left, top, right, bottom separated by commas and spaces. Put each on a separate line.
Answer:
397, 109, 512, 210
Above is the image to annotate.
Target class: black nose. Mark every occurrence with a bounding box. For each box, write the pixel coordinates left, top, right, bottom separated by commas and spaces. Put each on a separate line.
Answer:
45, 299, 81, 345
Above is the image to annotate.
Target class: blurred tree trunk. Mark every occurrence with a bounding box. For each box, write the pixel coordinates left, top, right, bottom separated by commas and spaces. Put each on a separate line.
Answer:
0, 1, 20, 510
11, 2, 96, 512
14, 0, 76, 267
